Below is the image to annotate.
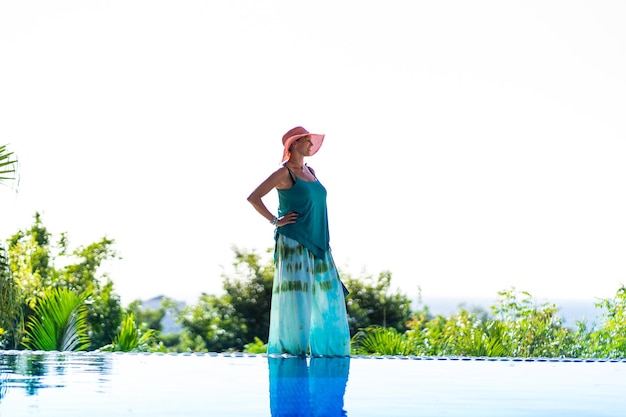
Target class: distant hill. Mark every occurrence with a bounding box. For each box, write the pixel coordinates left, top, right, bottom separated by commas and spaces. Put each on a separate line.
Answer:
139, 295, 186, 334
413, 296, 604, 327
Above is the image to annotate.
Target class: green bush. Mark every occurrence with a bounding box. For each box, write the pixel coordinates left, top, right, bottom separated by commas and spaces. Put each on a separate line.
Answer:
490, 288, 575, 357
22, 287, 90, 351
578, 286, 626, 358
102, 313, 157, 352
351, 326, 414, 356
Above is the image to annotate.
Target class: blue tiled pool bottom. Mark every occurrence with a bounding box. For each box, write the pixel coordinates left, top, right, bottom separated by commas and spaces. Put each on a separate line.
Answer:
1, 351, 625, 416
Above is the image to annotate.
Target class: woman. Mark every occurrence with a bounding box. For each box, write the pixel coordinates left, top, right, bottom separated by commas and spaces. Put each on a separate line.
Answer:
247, 126, 350, 356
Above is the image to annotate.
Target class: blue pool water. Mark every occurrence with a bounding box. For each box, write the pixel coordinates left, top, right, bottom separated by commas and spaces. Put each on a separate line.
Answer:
1, 351, 625, 416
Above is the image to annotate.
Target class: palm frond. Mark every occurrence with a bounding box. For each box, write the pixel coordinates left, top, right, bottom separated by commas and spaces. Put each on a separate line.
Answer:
23, 288, 90, 351
110, 313, 156, 352
351, 326, 413, 356
0, 144, 19, 188
0, 145, 16, 173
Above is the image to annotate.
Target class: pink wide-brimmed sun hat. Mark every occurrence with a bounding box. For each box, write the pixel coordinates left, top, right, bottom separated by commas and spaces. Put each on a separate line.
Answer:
281, 126, 325, 163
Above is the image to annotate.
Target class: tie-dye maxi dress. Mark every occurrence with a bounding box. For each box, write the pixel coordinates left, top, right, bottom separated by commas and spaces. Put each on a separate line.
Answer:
267, 169, 350, 356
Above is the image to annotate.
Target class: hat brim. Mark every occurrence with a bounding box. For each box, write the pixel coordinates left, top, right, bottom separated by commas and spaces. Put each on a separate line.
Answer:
281, 133, 325, 163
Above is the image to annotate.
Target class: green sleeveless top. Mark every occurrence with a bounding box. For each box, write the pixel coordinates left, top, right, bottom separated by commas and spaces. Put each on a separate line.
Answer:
275, 166, 330, 259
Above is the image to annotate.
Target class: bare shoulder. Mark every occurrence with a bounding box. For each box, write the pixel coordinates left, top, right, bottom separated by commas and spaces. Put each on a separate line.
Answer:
266, 165, 292, 189
270, 165, 290, 179
248, 166, 291, 200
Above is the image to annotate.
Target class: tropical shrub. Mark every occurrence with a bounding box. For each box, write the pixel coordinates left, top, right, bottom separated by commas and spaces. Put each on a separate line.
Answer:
0, 144, 18, 186
490, 288, 575, 357
579, 286, 626, 358
243, 337, 267, 354
407, 289, 575, 358
351, 326, 414, 356
22, 287, 90, 351
1, 242, 22, 348
405, 308, 507, 357
7, 213, 123, 349
103, 313, 157, 352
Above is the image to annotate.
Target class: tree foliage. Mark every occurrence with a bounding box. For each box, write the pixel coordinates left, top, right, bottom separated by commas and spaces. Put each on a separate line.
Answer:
176, 246, 274, 352
1, 242, 22, 348
578, 286, 626, 358
5, 213, 123, 350
222, 247, 274, 347
343, 270, 412, 336
126, 299, 166, 332
7, 212, 53, 310
489, 288, 574, 357
178, 293, 246, 352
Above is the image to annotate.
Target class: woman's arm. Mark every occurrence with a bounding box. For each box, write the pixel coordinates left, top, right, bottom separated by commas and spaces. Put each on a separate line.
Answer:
247, 167, 298, 226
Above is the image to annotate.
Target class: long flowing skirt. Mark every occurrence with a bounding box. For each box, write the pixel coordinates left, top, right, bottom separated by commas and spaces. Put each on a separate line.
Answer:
268, 234, 351, 356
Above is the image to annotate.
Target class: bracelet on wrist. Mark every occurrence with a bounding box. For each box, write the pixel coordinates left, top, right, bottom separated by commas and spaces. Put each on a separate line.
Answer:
270, 216, 278, 226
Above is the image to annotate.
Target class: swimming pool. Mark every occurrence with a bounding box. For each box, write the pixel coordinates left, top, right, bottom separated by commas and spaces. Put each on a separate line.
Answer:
1, 351, 625, 416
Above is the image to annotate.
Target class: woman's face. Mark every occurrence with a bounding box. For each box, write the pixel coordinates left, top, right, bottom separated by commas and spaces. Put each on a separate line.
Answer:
292, 136, 313, 155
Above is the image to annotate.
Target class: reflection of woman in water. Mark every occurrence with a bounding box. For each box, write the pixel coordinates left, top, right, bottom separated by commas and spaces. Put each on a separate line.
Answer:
268, 356, 350, 417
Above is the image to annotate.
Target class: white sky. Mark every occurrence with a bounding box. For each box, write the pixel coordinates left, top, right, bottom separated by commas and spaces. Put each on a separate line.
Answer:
1, 1, 625, 306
